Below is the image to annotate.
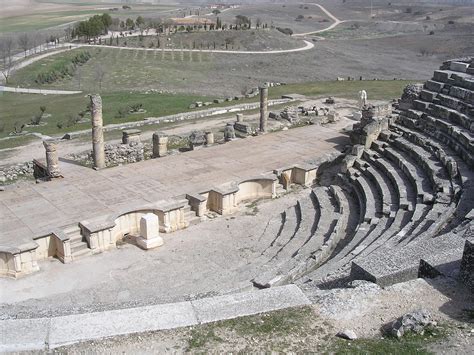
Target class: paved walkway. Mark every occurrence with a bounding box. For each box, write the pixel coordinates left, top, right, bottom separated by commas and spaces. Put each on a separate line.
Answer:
0, 284, 310, 351
0, 86, 81, 95
0, 124, 348, 247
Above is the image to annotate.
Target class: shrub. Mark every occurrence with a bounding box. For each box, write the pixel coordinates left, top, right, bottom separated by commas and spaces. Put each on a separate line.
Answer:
0, 122, 5, 133
276, 27, 293, 36
115, 107, 128, 118
129, 103, 143, 112
429, 30, 435, 35
35, 51, 91, 85
426, 16, 431, 20
448, 20, 455, 24
57, 122, 63, 129
406, 7, 412, 14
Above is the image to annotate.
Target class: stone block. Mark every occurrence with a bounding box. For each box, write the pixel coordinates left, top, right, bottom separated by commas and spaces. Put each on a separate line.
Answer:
136, 213, 163, 250
449, 61, 469, 73
460, 239, 474, 291
424, 80, 444, 93
122, 129, 141, 144
353, 111, 362, 120
433, 70, 450, 83
351, 145, 365, 158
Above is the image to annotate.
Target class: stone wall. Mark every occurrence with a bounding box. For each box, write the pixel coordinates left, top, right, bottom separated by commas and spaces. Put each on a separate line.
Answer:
0, 162, 34, 185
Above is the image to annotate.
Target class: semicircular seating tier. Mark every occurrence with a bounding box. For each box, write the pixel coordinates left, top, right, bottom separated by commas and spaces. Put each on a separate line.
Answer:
248, 58, 474, 290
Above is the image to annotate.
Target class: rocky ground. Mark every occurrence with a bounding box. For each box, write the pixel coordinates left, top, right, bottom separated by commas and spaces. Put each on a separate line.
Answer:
15, 277, 473, 354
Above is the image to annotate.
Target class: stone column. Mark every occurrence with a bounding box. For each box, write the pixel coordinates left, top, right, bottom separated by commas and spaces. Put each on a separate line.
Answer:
259, 85, 268, 133
90, 95, 105, 169
236, 113, 243, 122
152, 132, 168, 158
43, 140, 61, 178
205, 131, 214, 145
136, 213, 164, 250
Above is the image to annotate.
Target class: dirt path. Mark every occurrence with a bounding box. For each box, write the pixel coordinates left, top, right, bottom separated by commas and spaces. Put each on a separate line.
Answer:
294, 3, 345, 36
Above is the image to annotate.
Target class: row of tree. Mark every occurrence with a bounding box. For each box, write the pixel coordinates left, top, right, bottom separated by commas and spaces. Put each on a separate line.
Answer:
0, 31, 63, 84
72, 14, 113, 41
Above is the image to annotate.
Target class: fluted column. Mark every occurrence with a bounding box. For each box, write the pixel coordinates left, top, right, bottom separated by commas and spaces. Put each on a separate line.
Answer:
90, 95, 105, 169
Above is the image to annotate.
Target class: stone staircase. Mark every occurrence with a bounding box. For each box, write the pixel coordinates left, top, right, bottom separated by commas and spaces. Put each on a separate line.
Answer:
63, 224, 92, 261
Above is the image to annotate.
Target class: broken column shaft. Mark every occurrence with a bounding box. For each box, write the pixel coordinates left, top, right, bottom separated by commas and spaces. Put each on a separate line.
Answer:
259, 85, 268, 133
43, 140, 61, 178
152, 132, 168, 158
90, 95, 105, 169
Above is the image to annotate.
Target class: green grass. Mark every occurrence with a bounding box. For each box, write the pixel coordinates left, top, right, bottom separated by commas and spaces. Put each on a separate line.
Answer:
10, 47, 215, 93
0, 91, 212, 140
331, 325, 446, 355
0, 5, 176, 33
10, 47, 415, 102
268, 80, 413, 101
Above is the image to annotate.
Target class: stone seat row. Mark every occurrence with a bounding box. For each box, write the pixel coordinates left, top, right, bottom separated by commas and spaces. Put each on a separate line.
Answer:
390, 122, 474, 225
303, 122, 464, 285
252, 186, 349, 288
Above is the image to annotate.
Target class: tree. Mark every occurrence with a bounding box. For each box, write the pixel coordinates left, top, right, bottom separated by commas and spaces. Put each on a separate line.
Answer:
101, 13, 113, 31
94, 64, 106, 91
256, 17, 262, 29
126, 18, 135, 30
17, 33, 30, 57
0, 36, 14, 84
235, 15, 251, 28
64, 27, 73, 42
212, 9, 221, 15
136, 16, 145, 29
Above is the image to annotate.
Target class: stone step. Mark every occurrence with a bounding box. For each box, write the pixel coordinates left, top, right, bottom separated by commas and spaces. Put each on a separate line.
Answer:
71, 241, 88, 254
72, 247, 93, 261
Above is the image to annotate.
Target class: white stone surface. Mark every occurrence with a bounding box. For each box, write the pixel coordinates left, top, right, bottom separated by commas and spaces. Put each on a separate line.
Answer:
0, 318, 50, 352
0, 285, 311, 351
140, 213, 160, 240
49, 302, 197, 348
192, 284, 311, 324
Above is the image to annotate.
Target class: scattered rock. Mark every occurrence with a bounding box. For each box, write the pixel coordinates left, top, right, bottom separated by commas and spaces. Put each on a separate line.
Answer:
336, 329, 358, 340
386, 309, 435, 338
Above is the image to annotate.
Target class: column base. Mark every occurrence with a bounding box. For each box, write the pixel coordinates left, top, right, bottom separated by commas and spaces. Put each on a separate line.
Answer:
136, 236, 164, 250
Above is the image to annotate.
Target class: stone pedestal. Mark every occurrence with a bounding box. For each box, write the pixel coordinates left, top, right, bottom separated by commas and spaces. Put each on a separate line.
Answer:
90, 95, 105, 169
205, 131, 214, 145
327, 111, 340, 123
136, 213, 164, 250
122, 129, 141, 144
189, 131, 206, 150
224, 123, 236, 141
259, 85, 268, 133
236, 113, 243, 122
43, 140, 61, 178
152, 132, 168, 158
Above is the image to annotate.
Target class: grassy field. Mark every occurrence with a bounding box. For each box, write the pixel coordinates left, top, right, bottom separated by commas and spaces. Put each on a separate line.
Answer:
10, 47, 215, 93
0, 91, 213, 139
0, 79, 411, 145
9, 47, 413, 100
0, 4, 176, 33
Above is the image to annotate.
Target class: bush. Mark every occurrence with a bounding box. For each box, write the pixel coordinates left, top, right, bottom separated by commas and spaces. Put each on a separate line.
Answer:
429, 30, 435, 35
35, 51, 91, 85
276, 27, 293, 36
129, 103, 143, 112
115, 107, 128, 118
406, 7, 412, 14
426, 16, 431, 20
56, 122, 63, 129
448, 20, 455, 24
